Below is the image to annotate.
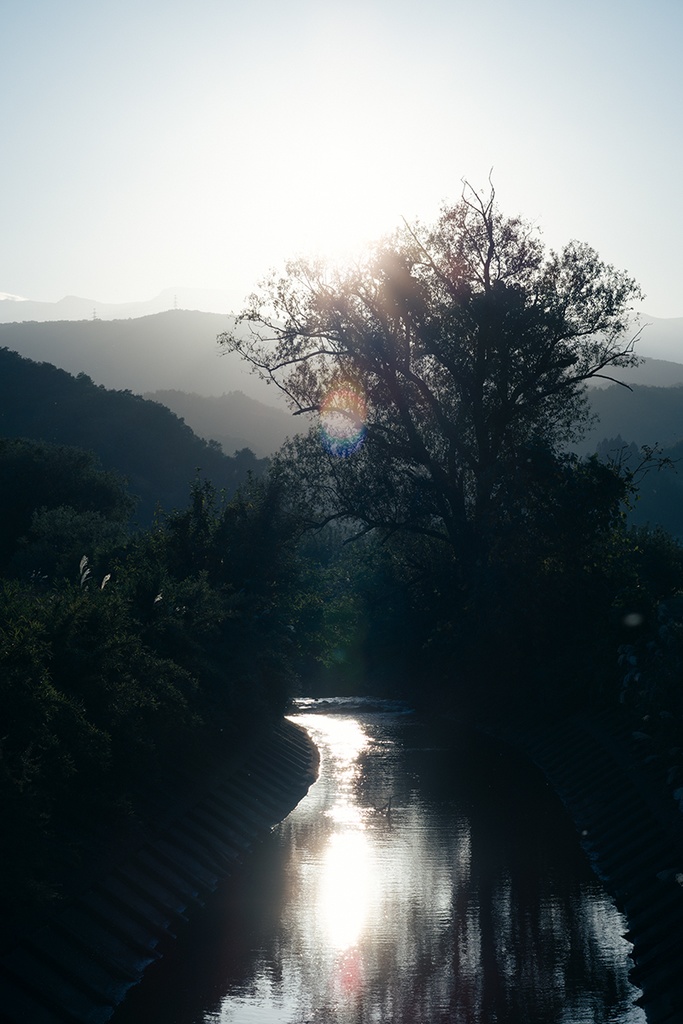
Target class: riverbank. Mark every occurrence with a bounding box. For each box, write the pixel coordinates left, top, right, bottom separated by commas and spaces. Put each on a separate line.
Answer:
492, 709, 683, 1024
0, 717, 319, 1024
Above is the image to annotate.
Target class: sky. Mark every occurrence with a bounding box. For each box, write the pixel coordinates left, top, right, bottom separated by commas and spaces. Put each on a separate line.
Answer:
2, 0, 683, 317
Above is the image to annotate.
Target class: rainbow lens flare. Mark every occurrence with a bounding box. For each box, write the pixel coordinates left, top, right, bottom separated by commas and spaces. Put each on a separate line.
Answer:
319, 383, 367, 457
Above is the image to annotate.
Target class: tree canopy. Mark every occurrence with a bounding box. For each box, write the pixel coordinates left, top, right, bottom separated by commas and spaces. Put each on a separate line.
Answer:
219, 183, 643, 559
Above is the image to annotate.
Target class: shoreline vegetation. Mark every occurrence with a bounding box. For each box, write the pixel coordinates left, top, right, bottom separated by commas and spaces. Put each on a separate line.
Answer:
0, 453, 320, 930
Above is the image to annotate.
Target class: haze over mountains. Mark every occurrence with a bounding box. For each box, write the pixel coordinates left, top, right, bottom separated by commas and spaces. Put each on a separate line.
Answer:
2, 293, 683, 392
2, 293, 683, 532
0, 348, 268, 524
141, 389, 296, 459
0, 309, 279, 405
0, 303, 300, 459
0, 287, 238, 324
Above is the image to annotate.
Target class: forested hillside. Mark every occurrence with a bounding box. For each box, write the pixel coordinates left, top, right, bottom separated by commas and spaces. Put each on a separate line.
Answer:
143, 388, 296, 457
0, 348, 267, 523
581, 384, 683, 537
585, 384, 683, 451
0, 310, 277, 402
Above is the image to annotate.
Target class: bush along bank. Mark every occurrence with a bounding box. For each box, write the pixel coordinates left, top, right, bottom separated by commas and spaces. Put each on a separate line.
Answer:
0, 463, 326, 936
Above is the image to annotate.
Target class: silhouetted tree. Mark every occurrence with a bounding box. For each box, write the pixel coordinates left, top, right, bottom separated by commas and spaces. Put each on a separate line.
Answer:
219, 181, 643, 566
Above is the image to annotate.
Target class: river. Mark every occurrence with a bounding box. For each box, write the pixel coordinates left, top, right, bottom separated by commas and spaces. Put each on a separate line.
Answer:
114, 698, 645, 1023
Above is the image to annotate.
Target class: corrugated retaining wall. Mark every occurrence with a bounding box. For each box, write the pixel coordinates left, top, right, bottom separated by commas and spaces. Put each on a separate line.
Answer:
0, 717, 318, 1024
502, 710, 683, 1024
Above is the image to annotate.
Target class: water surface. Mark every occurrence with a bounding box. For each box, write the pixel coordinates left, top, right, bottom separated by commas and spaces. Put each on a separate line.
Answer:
116, 699, 645, 1023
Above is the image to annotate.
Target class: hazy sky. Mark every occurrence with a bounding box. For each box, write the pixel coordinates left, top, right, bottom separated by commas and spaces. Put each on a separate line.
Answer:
3, 0, 682, 316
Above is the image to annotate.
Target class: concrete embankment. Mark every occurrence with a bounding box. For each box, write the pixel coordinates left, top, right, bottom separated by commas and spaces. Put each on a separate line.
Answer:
0, 717, 319, 1024
500, 710, 683, 1024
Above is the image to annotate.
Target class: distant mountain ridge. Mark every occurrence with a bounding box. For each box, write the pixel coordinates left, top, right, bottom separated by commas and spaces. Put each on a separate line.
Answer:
0, 310, 282, 405
1, 290, 681, 358
2, 307, 683, 535
588, 355, 683, 389
0, 287, 238, 323
582, 384, 683, 453
143, 389, 298, 458
1, 308, 682, 405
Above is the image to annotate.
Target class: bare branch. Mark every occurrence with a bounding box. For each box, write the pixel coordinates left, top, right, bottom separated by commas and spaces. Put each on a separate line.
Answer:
590, 375, 634, 390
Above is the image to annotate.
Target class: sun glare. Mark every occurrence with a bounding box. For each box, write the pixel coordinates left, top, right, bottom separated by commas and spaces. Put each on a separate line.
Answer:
250, 15, 428, 270
320, 829, 374, 951
291, 714, 376, 952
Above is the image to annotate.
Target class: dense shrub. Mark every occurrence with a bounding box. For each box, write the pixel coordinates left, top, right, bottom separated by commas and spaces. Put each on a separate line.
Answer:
0, 452, 322, 914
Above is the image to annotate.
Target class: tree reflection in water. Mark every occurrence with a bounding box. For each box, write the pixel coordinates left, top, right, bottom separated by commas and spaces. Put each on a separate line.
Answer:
116, 703, 645, 1024
206, 707, 644, 1024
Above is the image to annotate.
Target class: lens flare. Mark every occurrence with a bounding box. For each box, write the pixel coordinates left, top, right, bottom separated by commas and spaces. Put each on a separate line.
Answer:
320, 383, 367, 457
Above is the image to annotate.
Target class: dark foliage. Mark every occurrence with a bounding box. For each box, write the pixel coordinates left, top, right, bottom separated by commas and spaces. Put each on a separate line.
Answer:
0, 453, 321, 917
0, 437, 133, 578
0, 347, 268, 523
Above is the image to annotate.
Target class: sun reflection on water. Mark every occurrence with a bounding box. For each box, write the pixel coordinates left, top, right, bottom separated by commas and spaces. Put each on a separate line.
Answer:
291, 714, 375, 954
205, 708, 645, 1024
320, 829, 373, 951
